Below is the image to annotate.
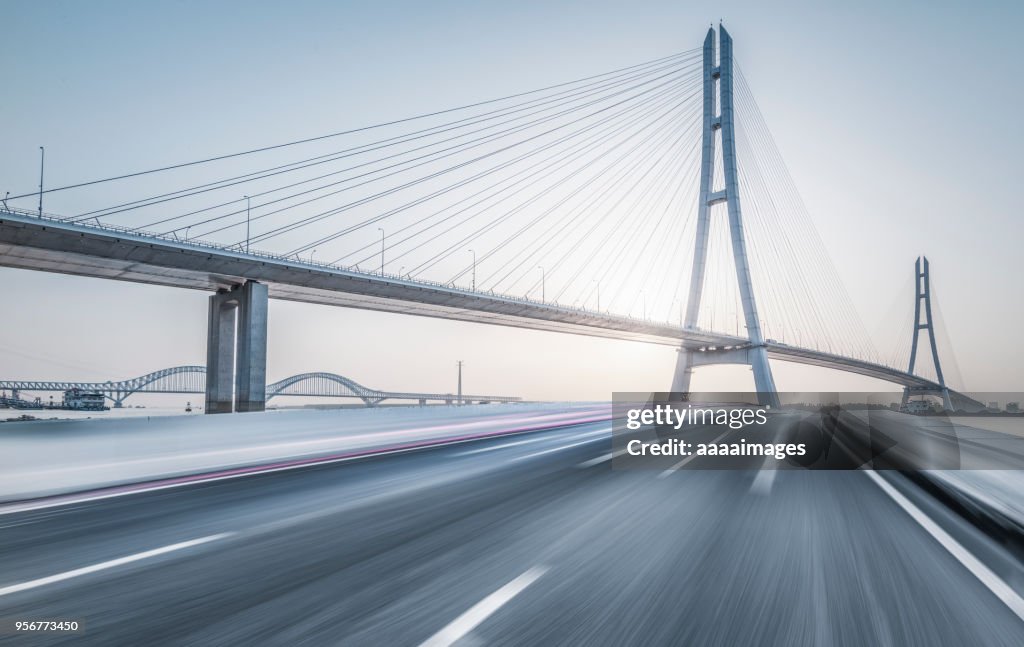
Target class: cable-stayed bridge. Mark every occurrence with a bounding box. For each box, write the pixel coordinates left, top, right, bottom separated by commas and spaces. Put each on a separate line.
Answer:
0, 366, 520, 408
0, 26, 982, 412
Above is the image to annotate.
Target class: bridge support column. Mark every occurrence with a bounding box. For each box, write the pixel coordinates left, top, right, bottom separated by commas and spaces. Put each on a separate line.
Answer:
234, 281, 268, 412
205, 280, 267, 414
670, 349, 696, 393
206, 290, 236, 414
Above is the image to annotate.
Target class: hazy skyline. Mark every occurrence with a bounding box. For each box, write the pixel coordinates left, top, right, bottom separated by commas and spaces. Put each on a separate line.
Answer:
3, 0, 1022, 402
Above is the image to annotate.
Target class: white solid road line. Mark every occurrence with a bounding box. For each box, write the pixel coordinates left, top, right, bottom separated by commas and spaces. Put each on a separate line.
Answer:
419, 565, 549, 647
865, 471, 1024, 622
0, 533, 233, 597
657, 428, 733, 478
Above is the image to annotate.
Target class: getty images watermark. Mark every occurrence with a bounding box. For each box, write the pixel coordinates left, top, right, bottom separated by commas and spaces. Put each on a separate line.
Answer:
611, 392, 1024, 470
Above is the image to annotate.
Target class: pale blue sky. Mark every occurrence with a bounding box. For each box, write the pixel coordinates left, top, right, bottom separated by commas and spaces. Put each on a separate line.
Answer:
2, 0, 1022, 400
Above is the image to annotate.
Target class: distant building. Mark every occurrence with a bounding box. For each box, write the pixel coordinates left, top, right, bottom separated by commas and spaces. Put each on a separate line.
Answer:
988, 401, 1000, 411
63, 388, 107, 411
903, 400, 932, 414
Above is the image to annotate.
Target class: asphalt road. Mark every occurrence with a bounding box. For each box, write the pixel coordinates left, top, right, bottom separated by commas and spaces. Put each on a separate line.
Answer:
1, 416, 1023, 646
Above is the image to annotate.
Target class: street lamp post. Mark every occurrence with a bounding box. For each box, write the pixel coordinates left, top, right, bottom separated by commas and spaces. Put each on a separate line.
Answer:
38, 146, 45, 216
468, 249, 476, 290
456, 360, 463, 406
244, 195, 251, 253
378, 227, 385, 274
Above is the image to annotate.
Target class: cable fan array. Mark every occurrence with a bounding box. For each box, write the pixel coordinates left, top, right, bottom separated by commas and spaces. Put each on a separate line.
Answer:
6, 48, 898, 368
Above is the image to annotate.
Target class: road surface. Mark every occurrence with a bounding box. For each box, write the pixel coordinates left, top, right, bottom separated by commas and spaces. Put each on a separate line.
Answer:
1, 414, 1022, 646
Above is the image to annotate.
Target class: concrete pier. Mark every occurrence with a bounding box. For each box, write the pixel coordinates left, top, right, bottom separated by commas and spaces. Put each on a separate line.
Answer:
205, 280, 268, 413
205, 290, 237, 414
234, 281, 269, 412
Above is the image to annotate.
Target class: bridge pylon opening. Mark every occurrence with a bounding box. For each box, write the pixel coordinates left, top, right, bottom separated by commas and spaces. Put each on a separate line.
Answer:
670, 25, 779, 407
902, 256, 953, 412
205, 280, 268, 414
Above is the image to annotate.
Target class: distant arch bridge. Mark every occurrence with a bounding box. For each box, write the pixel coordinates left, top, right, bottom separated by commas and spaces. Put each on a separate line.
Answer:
0, 366, 520, 408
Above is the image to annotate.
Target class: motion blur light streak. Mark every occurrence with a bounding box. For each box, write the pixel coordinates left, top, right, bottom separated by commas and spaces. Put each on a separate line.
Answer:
0, 406, 612, 512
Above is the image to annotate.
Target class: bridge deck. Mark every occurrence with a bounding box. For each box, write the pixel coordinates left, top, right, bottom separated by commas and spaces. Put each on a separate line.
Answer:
0, 210, 715, 346
0, 209, 975, 400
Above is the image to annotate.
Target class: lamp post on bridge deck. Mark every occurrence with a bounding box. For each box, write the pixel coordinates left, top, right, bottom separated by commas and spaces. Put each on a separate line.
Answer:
456, 360, 463, 406
38, 146, 45, 216
244, 195, 251, 253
